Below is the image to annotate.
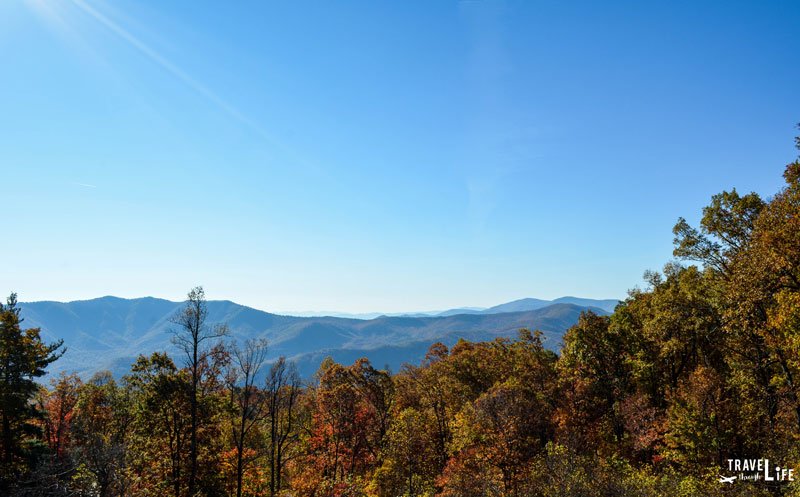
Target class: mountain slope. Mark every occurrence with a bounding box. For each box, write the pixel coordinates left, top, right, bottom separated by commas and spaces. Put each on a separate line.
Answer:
283, 297, 618, 319
20, 297, 607, 378
480, 297, 618, 314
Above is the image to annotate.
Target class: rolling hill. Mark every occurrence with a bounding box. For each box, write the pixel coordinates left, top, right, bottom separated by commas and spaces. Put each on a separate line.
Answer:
19, 296, 611, 379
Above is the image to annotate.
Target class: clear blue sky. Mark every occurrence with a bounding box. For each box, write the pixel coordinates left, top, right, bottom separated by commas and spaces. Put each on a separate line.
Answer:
2, 0, 798, 313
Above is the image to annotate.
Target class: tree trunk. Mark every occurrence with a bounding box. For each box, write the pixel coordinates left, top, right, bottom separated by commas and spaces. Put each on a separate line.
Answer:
236, 440, 244, 497
189, 348, 198, 497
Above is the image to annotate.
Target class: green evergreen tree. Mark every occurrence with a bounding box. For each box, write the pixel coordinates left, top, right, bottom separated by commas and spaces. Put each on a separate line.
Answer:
0, 293, 63, 489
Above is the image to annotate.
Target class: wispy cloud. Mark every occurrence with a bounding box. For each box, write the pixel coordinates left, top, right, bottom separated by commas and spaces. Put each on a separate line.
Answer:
68, 0, 257, 131
65, 0, 318, 173
72, 182, 97, 189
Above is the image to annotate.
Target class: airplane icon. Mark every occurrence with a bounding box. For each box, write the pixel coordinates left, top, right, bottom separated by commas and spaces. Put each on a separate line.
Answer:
718, 475, 737, 484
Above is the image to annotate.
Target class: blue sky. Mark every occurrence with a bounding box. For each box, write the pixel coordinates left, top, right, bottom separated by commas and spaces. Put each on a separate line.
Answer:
2, 0, 798, 313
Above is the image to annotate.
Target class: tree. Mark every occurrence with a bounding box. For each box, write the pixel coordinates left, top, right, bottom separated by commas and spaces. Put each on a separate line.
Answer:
557, 311, 630, 453
670, 127, 800, 457
396, 343, 455, 478
171, 286, 228, 497
722, 149, 800, 445
672, 189, 765, 277
348, 358, 394, 465
372, 407, 437, 497
264, 357, 300, 497
226, 338, 269, 497
0, 293, 63, 490
39, 372, 82, 462
71, 371, 131, 497
663, 365, 738, 469
449, 333, 556, 497
127, 352, 192, 497
300, 359, 386, 494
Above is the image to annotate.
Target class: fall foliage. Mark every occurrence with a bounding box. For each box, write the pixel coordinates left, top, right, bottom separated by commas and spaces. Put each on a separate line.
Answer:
3, 129, 800, 496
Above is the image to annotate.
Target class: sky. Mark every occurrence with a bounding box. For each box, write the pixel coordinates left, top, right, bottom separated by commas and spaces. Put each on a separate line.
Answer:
1, 0, 799, 313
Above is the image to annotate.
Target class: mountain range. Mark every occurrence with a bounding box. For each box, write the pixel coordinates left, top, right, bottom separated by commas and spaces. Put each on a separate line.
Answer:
283, 296, 619, 319
18, 296, 618, 379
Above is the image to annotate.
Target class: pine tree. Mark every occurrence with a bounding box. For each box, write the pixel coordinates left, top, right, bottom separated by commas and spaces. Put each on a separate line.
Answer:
0, 293, 63, 489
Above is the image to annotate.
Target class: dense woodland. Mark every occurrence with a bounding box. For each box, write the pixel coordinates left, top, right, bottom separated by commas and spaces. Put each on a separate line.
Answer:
3, 131, 800, 496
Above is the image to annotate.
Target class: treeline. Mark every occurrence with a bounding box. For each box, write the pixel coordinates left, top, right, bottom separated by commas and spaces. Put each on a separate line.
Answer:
2, 132, 800, 496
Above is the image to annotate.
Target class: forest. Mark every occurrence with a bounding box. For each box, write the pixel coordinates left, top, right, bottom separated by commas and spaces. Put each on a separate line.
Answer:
2, 131, 800, 496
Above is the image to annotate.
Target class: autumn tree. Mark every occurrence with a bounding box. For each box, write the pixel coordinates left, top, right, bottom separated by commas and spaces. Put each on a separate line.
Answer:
446, 331, 557, 497
127, 352, 192, 497
70, 371, 131, 496
722, 149, 800, 456
349, 358, 394, 465
556, 311, 630, 453
662, 365, 739, 469
264, 356, 300, 497
226, 338, 269, 497
171, 286, 228, 497
371, 407, 438, 497
39, 372, 82, 462
580, 264, 728, 463
672, 189, 765, 277
298, 358, 390, 495
395, 343, 455, 478
668, 128, 800, 458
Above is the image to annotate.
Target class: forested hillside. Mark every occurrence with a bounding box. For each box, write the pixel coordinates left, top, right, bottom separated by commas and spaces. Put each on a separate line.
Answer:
2, 132, 800, 496
17, 297, 600, 379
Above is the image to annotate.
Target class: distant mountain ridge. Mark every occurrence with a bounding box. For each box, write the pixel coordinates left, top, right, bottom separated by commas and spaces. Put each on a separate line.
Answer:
285, 296, 619, 319
19, 296, 617, 379
479, 296, 619, 314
